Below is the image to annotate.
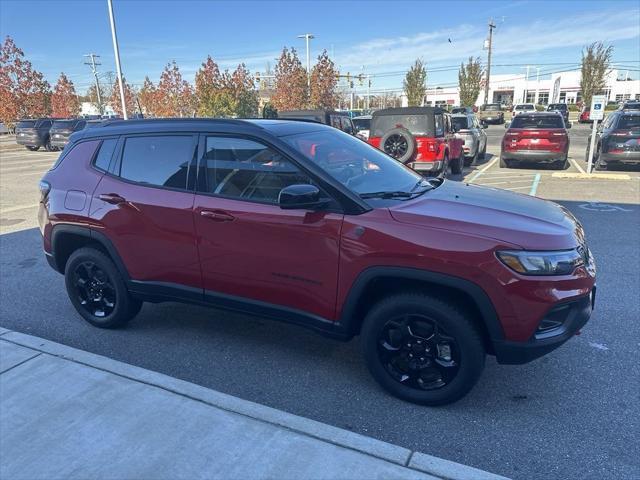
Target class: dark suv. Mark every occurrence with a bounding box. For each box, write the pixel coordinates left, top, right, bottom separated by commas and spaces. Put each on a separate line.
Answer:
546, 103, 569, 123
278, 110, 355, 135
49, 119, 87, 150
368, 107, 465, 176
585, 110, 640, 170
16, 118, 54, 151
39, 119, 596, 406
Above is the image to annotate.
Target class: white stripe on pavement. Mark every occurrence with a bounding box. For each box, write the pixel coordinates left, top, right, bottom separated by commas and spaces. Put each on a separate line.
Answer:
476, 179, 535, 186
570, 158, 586, 174
467, 158, 498, 182
0, 203, 40, 214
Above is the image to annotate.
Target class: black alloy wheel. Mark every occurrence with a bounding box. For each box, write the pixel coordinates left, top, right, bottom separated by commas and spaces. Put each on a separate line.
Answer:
72, 261, 117, 318
383, 134, 409, 159
377, 314, 460, 391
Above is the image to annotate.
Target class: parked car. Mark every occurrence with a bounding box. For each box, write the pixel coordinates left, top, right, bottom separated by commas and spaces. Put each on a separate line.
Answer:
579, 107, 592, 123
15, 118, 54, 151
546, 103, 569, 123
501, 112, 571, 169
619, 101, 640, 111
39, 118, 596, 406
585, 110, 640, 170
368, 107, 465, 176
451, 113, 487, 165
477, 103, 504, 124
0, 122, 10, 134
49, 119, 87, 150
352, 115, 372, 140
512, 103, 536, 118
278, 110, 355, 135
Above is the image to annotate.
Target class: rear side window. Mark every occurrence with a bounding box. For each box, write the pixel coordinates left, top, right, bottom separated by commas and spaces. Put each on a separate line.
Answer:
51, 140, 101, 170
93, 138, 118, 172
119, 135, 194, 190
618, 115, 640, 129
434, 114, 444, 136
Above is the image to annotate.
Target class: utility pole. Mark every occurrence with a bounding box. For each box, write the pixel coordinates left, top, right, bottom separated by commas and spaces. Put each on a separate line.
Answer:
107, 0, 128, 119
483, 19, 496, 105
521, 65, 530, 103
366, 75, 371, 111
297, 33, 315, 88
535, 67, 540, 104
84, 53, 103, 115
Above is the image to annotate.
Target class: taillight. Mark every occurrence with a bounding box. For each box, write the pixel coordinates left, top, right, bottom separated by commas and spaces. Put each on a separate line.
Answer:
39, 180, 51, 202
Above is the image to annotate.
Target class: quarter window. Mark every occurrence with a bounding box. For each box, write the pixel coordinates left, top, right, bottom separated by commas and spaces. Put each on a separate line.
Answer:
200, 136, 313, 204
119, 135, 194, 189
94, 138, 118, 172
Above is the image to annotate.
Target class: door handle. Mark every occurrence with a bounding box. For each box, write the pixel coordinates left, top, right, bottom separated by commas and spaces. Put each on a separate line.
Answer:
200, 210, 235, 222
99, 193, 126, 205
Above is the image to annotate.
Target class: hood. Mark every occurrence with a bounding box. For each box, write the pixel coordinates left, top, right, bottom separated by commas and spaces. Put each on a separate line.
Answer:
389, 181, 583, 250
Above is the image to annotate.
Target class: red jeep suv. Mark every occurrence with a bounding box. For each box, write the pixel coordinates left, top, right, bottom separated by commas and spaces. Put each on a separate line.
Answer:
39, 119, 596, 406
368, 107, 465, 176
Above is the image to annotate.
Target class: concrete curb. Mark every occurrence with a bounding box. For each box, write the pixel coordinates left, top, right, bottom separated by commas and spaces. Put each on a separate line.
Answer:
0, 329, 509, 480
552, 172, 631, 180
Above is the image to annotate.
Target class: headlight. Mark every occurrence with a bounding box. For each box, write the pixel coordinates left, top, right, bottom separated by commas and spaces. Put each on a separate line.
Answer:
496, 249, 584, 276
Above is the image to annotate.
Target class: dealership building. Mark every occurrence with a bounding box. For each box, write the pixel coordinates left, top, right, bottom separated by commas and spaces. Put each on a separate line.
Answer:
416, 69, 640, 107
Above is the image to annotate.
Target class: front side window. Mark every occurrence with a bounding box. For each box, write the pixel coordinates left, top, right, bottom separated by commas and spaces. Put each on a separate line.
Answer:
281, 128, 424, 196
200, 136, 314, 204
119, 135, 194, 189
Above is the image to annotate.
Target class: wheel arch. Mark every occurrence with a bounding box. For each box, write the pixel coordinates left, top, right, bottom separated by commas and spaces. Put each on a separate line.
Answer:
338, 267, 504, 353
50, 224, 130, 280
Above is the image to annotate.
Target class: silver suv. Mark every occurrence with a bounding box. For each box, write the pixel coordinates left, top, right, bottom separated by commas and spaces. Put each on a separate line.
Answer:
452, 114, 487, 165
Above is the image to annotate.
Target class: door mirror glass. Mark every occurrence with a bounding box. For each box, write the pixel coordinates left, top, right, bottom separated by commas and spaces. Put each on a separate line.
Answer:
279, 184, 326, 210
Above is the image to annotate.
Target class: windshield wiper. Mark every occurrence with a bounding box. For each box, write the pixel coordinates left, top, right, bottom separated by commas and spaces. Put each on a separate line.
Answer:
359, 191, 415, 199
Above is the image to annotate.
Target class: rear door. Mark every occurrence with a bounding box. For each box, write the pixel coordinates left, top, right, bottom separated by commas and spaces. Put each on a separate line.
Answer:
91, 133, 202, 289
192, 134, 343, 320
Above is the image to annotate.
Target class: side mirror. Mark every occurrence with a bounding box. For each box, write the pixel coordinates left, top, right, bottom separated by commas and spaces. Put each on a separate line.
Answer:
504, 122, 510, 129
279, 184, 327, 210
482, 122, 488, 129
566, 122, 572, 129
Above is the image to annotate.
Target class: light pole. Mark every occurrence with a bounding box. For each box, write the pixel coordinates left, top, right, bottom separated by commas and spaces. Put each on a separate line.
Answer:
107, 0, 128, 119
535, 67, 540, 105
520, 65, 530, 103
483, 19, 496, 105
297, 33, 315, 88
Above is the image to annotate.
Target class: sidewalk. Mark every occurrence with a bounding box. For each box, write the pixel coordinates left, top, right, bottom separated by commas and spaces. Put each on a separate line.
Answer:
0, 328, 509, 480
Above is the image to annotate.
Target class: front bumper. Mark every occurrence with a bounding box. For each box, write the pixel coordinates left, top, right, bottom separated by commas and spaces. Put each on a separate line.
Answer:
502, 150, 566, 162
16, 136, 43, 147
493, 292, 594, 364
50, 138, 69, 148
600, 151, 640, 164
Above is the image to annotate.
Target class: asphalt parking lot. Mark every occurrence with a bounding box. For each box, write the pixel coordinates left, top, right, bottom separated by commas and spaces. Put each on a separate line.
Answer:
1, 127, 639, 480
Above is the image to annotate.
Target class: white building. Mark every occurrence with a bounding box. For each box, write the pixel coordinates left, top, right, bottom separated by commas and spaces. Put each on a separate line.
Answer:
402, 69, 640, 107
80, 102, 116, 117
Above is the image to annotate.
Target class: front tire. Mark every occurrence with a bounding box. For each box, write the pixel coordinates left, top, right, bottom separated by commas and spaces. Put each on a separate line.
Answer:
26, 146, 39, 151
65, 247, 142, 329
361, 293, 485, 406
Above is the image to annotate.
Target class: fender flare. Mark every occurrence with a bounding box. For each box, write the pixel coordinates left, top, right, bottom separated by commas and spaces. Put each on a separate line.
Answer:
338, 266, 504, 342
50, 224, 130, 280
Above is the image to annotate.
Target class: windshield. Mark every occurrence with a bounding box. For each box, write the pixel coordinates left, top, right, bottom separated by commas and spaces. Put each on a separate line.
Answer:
547, 104, 566, 111
451, 108, 466, 114
352, 117, 371, 132
618, 115, 640, 129
17, 120, 36, 128
371, 114, 433, 137
452, 117, 470, 131
515, 104, 535, 111
52, 120, 76, 129
622, 102, 640, 110
281, 128, 427, 196
510, 115, 564, 129
481, 104, 501, 111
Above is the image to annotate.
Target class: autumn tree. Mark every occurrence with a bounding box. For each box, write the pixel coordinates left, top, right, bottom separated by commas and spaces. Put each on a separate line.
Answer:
309, 50, 338, 109
0, 36, 51, 128
403, 58, 427, 107
231, 63, 258, 117
580, 42, 613, 108
155, 61, 195, 117
50, 73, 80, 118
109, 77, 137, 117
86, 84, 107, 114
458, 57, 484, 107
138, 76, 158, 116
195, 56, 235, 117
272, 47, 308, 110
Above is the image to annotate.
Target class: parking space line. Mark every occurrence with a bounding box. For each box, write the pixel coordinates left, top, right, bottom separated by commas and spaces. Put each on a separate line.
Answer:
0, 203, 39, 214
467, 158, 497, 182
529, 174, 541, 196
504, 186, 531, 190
570, 158, 586, 174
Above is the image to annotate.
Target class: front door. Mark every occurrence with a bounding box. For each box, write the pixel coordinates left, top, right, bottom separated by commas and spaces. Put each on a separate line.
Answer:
193, 135, 343, 320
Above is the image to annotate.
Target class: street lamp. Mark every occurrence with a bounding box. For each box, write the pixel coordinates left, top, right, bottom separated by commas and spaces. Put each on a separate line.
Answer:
107, 0, 127, 119
297, 33, 315, 88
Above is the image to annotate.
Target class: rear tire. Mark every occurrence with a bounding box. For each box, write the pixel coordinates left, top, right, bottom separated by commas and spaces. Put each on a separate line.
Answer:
361, 293, 486, 406
44, 138, 54, 152
553, 158, 568, 170
26, 146, 39, 151
451, 153, 464, 174
499, 155, 510, 168
65, 247, 142, 329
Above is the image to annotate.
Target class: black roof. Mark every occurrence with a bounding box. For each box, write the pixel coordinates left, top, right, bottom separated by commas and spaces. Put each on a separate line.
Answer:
73, 118, 328, 141
372, 107, 447, 117
279, 109, 348, 116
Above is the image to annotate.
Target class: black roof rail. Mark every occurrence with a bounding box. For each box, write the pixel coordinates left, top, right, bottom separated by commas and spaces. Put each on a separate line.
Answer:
95, 117, 255, 128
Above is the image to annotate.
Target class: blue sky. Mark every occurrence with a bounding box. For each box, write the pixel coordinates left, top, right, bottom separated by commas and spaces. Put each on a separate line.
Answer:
1, 0, 639, 94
